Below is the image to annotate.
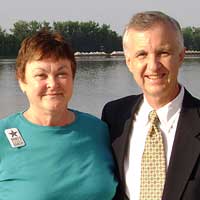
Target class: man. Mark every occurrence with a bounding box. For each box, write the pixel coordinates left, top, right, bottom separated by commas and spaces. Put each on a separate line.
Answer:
102, 11, 200, 200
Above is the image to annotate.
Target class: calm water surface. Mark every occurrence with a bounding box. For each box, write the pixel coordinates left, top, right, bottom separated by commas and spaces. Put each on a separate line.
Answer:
0, 57, 200, 118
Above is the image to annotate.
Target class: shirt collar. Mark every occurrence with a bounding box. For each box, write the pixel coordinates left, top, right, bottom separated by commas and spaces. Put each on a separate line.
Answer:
156, 86, 184, 126
139, 86, 185, 126
137, 98, 152, 126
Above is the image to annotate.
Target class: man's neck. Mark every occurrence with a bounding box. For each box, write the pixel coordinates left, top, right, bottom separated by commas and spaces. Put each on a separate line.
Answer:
144, 84, 181, 110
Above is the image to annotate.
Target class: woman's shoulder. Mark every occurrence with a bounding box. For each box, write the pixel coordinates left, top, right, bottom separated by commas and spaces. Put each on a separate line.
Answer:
74, 110, 98, 119
72, 109, 107, 127
71, 110, 110, 141
0, 113, 22, 145
0, 112, 22, 128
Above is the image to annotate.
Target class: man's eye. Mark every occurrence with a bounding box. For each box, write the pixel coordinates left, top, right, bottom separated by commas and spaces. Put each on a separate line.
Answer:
136, 53, 147, 59
57, 73, 67, 78
160, 51, 170, 56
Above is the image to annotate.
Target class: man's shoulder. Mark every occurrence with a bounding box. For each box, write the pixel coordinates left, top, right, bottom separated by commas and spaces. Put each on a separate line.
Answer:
102, 94, 143, 123
104, 94, 142, 111
102, 95, 142, 141
183, 89, 200, 108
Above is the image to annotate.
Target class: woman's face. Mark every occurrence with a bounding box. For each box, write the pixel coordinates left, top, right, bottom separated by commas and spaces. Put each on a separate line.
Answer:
19, 58, 74, 113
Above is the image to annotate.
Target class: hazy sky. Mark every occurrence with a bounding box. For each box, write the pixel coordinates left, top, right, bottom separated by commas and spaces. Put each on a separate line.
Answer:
0, 0, 199, 34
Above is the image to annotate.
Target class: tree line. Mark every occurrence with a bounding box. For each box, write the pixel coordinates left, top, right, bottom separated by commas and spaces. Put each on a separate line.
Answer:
0, 20, 200, 57
0, 20, 122, 57
182, 27, 200, 50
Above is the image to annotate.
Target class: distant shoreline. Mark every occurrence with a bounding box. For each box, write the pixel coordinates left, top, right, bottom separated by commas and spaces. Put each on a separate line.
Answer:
75, 50, 200, 58
1, 50, 200, 60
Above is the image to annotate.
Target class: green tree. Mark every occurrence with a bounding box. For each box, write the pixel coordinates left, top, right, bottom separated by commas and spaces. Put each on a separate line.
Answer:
53, 21, 122, 52
10, 20, 31, 42
0, 26, 6, 56
182, 26, 200, 50
97, 24, 122, 52
192, 27, 200, 50
182, 27, 194, 49
0, 20, 122, 57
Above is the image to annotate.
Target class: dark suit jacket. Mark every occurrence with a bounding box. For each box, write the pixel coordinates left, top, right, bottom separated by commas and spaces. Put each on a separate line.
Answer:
102, 90, 200, 200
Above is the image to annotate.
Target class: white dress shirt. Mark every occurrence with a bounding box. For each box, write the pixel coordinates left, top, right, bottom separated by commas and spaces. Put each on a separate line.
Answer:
125, 86, 185, 200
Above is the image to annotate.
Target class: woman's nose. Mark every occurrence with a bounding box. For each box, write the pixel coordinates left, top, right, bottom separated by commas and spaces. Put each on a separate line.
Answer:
46, 76, 58, 89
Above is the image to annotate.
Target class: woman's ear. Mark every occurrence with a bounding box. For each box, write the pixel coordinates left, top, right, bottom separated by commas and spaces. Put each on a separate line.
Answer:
18, 79, 26, 94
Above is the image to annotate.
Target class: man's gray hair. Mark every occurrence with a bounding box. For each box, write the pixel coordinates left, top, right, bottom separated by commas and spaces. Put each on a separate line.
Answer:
123, 11, 184, 49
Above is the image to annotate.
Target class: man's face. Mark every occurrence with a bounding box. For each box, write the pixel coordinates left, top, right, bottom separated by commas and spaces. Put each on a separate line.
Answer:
124, 23, 185, 107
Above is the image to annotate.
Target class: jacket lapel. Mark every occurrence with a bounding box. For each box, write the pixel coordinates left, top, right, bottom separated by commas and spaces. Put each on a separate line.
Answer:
162, 91, 200, 199
112, 95, 143, 188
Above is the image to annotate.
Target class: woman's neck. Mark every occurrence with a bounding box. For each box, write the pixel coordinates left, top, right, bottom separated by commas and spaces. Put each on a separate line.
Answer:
23, 108, 75, 126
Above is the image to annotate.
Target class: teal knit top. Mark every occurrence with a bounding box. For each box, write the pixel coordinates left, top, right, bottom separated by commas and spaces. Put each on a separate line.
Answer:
0, 110, 117, 200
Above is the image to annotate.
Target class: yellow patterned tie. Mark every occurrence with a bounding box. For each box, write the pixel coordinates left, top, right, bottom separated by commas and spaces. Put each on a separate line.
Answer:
139, 110, 166, 200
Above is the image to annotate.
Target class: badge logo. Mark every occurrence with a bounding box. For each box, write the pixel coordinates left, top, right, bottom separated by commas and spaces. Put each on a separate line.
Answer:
5, 128, 25, 148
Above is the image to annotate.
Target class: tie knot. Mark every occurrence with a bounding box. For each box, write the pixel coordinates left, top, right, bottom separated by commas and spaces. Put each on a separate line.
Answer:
149, 110, 159, 125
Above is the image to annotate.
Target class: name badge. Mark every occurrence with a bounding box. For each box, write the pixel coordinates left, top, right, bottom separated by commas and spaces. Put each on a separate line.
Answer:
5, 128, 25, 148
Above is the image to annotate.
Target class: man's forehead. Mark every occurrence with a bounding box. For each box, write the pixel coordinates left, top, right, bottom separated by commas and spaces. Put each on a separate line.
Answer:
125, 21, 174, 35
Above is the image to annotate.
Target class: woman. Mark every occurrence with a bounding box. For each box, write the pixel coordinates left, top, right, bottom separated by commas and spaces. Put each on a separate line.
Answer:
0, 30, 117, 200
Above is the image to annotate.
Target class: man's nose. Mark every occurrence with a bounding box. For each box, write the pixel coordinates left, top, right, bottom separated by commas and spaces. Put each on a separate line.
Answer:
147, 55, 161, 71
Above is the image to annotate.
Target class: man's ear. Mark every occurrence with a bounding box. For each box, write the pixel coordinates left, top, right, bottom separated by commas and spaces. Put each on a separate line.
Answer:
179, 47, 186, 63
125, 53, 134, 74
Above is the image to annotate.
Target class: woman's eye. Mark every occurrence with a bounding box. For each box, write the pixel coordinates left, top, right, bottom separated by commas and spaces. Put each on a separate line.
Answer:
34, 74, 46, 79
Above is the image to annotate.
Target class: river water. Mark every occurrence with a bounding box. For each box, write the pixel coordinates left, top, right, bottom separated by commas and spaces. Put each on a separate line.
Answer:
0, 57, 200, 118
